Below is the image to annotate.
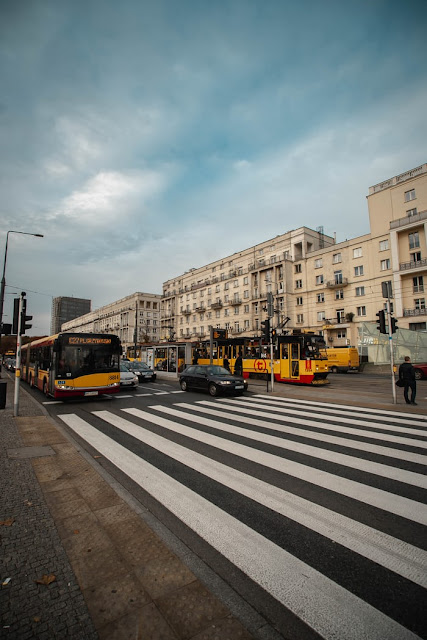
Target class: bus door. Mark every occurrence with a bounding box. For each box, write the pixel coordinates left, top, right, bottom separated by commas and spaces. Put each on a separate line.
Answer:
290, 342, 300, 379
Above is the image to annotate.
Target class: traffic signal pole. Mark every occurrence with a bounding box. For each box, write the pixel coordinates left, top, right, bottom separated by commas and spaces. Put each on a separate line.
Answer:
13, 293, 23, 416
386, 298, 397, 405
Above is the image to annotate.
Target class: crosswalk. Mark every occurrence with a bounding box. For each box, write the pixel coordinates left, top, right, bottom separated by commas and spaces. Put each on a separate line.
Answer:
57, 394, 427, 640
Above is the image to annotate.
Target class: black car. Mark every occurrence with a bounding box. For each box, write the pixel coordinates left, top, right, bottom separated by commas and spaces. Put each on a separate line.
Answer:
179, 364, 248, 397
124, 361, 157, 382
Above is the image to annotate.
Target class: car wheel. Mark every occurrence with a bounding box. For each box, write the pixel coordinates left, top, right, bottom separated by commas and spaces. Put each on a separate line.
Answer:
414, 369, 423, 380
331, 366, 338, 374
208, 383, 218, 397
180, 379, 188, 391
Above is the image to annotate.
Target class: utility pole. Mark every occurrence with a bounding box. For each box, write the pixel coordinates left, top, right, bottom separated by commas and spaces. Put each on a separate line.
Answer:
267, 292, 274, 392
133, 300, 138, 360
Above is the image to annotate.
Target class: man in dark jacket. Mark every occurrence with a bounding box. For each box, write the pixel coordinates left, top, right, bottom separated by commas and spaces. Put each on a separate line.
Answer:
234, 352, 243, 377
399, 356, 417, 405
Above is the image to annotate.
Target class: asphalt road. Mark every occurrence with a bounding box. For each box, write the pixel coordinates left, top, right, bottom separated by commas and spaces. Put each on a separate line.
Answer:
24, 376, 427, 640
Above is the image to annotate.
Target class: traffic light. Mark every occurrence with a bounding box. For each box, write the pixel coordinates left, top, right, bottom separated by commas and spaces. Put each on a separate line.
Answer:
376, 309, 386, 334
271, 328, 277, 338
1, 323, 12, 335
12, 298, 20, 334
261, 318, 270, 341
20, 297, 33, 335
390, 316, 398, 334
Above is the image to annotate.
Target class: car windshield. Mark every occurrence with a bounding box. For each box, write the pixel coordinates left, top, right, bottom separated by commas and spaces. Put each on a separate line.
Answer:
206, 365, 231, 376
120, 364, 131, 372
126, 361, 150, 370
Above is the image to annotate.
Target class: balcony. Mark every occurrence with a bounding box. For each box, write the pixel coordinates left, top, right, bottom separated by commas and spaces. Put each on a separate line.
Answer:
390, 209, 427, 230
211, 300, 223, 309
230, 298, 242, 306
195, 305, 206, 312
326, 277, 348, 289
403, 308, 426, 317
399, 258, 427, 271
182, 309, 192, 316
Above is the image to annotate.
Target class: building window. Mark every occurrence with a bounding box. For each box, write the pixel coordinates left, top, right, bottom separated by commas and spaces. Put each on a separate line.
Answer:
411, 251, 422, 263
355, 286, 365, 296
379, 239, 389, 251
335, 289, 344, 300
243, 276, 248, 285
356, 306, 366, 316
413, 276, 424, 293
415, 298, 426, 310
409, 232, 420, 249
353, 247, 362, 258
295, 264, 302, 273
407, 208, 417, 217
409, 322, 426, 331
337, 329, 347, 339
316, 274, 324, 285
244, 319, 250, 330
333, 253, 342, 264
314, 258, 323, 268
404, 189, 416, 202
334, 271, 343, 285
296, 297, 303, 306
336, 309, 345, 323
295, 279, 303, 289
244, 290, 249, 298
244, 304, 249, 313
317, 293, 325, 303
317, 311, 325, 321
296, 314, 304, 324
380, 259, 390, 271
354, 265, 364, 276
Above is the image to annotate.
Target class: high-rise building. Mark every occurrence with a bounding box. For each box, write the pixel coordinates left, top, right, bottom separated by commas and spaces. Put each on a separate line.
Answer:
50, 297, 91, 335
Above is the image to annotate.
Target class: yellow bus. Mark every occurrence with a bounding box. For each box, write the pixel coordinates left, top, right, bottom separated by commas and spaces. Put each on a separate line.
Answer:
20, 333, 122, 398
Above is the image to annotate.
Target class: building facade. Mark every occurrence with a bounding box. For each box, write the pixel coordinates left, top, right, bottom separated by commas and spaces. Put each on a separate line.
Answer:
50, 297, 91, 335
61, 292, 161, 355
160, 163, 427, 350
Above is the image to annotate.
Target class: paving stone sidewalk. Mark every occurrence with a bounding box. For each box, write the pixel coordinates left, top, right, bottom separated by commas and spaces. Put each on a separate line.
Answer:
0, 376, 257, 640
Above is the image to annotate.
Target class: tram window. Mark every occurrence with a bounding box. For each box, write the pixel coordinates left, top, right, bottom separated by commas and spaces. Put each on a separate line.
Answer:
282, 345, 289, 359
291, 343, 299, 359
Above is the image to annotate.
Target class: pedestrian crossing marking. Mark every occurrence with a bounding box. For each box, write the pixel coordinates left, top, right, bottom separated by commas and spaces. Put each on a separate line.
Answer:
58, 410, 422, 640
90, 408, 427, 589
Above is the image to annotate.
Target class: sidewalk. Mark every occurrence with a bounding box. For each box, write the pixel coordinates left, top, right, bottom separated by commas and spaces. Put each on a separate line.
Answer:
0, 376, 257, 640
1, 373, 425, 640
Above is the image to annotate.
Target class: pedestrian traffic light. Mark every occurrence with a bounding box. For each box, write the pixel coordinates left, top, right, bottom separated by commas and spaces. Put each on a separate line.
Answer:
12, 298, 20, 334
261, 318, 270, 341
20, 297, 32, 335
390, 316, 398, 334
376, 309, 386, 334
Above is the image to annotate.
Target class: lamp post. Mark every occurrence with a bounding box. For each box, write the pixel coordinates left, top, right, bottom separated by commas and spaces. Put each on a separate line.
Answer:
0, 230, 44, 374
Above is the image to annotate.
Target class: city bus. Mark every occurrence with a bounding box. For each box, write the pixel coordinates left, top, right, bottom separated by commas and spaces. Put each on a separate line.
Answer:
20, 333, 122, 398
141, 331, 330, 385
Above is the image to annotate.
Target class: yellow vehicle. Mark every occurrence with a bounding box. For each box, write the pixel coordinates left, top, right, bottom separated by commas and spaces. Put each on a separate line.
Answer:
323, 347, 359, 373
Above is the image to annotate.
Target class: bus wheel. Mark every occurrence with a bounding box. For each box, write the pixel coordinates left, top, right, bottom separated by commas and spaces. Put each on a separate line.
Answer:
29, 374, 33, 388
43, 379, 48, 396
331, 366, 338, 374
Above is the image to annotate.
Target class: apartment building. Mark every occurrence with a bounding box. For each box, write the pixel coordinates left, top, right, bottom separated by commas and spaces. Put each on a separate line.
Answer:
61, 292, 161, 354
161, 163, 427, 349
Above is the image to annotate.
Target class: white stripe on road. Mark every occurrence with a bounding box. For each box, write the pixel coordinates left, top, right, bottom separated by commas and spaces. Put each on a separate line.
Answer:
253, 395, 427, 425
191, 399, 427, 463
123, 406, 427, 525
157, 404, 427, 489
92, 409, 427, 588
58, 411, 420, 640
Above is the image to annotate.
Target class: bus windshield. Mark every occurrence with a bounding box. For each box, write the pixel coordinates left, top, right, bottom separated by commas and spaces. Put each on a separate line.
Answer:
58, 343, 120, 377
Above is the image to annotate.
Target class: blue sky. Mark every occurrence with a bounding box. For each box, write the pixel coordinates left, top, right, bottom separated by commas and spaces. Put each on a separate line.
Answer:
1, 0, 426, 335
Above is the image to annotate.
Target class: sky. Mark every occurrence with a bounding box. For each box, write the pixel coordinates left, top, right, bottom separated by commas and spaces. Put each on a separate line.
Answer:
1, 0, 426, 336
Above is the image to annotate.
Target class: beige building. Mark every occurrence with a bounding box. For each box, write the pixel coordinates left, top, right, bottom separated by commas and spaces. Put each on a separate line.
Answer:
161, 163, 427, 349
61, 292, 161, 355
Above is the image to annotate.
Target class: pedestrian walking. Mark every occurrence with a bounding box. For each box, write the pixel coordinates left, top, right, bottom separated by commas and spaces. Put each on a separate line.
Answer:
398, 355, 417, 405
234, 352, 243, 376
223, 354, 230, 371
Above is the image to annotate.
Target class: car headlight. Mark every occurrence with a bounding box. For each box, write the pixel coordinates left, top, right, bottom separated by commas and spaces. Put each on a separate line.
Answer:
218, 380, 232, 385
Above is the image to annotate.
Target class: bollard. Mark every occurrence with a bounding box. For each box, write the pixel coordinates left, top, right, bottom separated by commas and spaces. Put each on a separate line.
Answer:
0, 380, 6, 409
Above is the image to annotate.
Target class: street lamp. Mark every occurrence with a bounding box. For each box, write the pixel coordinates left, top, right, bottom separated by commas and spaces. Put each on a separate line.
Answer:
0, 230, 44, 371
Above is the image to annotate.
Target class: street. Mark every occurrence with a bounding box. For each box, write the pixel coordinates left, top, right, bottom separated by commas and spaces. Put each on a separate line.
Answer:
26, 375, 427, 640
